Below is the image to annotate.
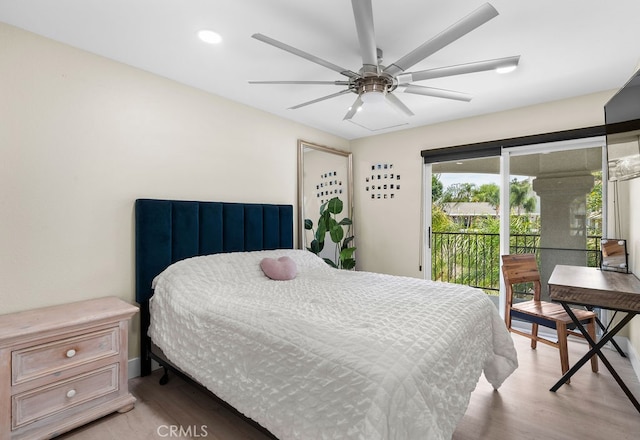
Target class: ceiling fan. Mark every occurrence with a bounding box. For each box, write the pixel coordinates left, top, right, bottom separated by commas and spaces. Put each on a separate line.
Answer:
249, 1, 520, 122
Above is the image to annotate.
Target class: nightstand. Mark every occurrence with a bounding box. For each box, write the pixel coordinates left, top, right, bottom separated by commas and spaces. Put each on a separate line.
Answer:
0, 297, 138, 440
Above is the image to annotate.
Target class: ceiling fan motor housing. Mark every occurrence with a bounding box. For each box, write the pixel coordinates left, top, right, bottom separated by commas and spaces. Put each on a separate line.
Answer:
353, 74, 396, 97
250, 2, 518, 121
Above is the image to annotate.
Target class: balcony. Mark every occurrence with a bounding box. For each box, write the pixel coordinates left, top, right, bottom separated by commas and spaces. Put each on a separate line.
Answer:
431, 231, 602, 299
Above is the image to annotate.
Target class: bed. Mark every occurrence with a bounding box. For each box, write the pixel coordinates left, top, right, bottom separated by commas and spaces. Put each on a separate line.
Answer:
135, 199, 518, 440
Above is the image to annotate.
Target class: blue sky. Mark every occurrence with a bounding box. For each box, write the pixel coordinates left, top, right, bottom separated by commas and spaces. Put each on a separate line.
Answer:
438, 172, 500, 189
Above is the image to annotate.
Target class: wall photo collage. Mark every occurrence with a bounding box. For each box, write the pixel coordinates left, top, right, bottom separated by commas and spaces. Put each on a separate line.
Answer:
364, 163, 401, 200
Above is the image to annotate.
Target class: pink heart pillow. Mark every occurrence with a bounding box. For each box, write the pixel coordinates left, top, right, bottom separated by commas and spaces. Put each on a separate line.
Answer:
260, 256, 297, 280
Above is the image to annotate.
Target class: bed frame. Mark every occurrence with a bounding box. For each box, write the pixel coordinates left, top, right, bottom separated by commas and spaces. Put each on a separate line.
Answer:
134, 198, 294, 377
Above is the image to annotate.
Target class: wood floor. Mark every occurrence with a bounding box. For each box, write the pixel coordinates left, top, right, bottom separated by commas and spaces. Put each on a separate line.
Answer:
60, 335, 640, 440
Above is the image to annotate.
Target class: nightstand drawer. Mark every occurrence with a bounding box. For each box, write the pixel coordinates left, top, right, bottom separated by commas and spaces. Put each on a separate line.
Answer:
0, 297, 137, 439
12, 327, 119, 385
12, 364, 119, 430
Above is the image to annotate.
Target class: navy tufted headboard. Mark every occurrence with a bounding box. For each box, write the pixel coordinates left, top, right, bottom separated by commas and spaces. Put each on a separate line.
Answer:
135, 199, 294, 304
135, 199, 293, 377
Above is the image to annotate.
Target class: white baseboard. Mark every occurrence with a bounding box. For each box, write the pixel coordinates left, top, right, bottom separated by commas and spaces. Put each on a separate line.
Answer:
614, 335, 640, 382
128, 357, 161, 379
128, 357, 140, 379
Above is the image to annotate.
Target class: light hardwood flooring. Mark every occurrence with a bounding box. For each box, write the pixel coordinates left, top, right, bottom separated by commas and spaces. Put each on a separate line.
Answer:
60, 336, 640, 440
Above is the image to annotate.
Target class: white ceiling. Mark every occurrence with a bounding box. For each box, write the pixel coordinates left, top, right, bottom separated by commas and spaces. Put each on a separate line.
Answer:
1, 0, 639, 140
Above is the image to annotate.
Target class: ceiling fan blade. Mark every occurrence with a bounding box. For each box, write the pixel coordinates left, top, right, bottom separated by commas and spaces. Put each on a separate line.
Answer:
343, 95, 364, 120
289, 89, 353, 110
384, 3, 499, 76
351, 0, 378, 76
252, 33, 358, 79
385, 93, 414, 117
397, 55, 520, 83
399, 84, 472, 102
249, 80, 351, 85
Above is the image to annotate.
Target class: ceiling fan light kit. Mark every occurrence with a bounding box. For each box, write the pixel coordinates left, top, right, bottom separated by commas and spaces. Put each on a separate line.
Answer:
360, 90, 385, 104
250, 1, 520, 131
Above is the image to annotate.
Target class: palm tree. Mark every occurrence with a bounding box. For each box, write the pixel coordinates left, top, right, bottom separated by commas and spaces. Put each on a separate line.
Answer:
432, 174, 444, 203
510, 178, 536, 215
473, 183, 500, 215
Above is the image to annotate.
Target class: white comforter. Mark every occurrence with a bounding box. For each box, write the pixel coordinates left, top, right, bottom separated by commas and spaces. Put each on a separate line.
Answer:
149, 249, 517, 440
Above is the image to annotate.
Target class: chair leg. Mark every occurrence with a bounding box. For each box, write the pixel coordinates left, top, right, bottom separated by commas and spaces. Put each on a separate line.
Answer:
557, 322, 570, 383
587, 318, 599, 373
531, 323, 539, 349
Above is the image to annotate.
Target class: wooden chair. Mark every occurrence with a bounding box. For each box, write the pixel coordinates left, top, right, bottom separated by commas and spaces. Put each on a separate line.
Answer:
501, 254, 598, 378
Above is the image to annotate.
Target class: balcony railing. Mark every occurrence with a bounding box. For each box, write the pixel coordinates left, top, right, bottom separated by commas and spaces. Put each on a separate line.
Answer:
431, 232, 602, 294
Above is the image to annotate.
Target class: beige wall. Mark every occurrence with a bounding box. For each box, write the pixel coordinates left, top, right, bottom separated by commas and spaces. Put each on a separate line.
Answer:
350, 91, 615, 276
0, 23, 349, 357
350, 90, 640, 362
604, 174, 640, 359
3, 21, 640, 365
616, 176, 640, 360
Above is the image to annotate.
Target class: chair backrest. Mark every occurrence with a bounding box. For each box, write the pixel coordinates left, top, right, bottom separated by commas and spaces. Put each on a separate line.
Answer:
501, 254, 542, 303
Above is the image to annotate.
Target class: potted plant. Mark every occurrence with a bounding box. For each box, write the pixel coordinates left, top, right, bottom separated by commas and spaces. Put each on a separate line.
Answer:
304, 197, 356, 269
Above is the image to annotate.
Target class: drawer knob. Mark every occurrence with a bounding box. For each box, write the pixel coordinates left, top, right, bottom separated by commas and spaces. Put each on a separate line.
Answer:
66, 389, 76, 398
66, 349, 76, 358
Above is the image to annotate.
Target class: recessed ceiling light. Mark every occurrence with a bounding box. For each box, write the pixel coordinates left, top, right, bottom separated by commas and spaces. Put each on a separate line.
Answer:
198, 30, 222, 44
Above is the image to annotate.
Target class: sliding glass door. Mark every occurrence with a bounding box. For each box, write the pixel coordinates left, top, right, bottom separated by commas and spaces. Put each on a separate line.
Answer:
425, 156, 502, 308
424, 136, 606, 316
501, 137, 606, 301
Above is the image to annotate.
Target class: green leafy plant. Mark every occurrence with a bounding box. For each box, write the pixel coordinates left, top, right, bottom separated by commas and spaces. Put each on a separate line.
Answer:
304, 197, 356, 270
